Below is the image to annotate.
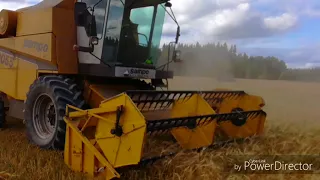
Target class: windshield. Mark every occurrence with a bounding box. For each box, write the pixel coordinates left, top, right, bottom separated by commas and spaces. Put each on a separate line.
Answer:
129, 6, 154, 46
100, 1, 171, 67
129, 4, 166, 65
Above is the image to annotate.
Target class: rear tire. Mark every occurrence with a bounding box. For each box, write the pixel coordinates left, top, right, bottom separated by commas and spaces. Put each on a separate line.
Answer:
24, 75, 86, 150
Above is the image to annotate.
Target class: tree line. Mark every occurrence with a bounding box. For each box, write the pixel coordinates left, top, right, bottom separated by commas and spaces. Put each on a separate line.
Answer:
157, 42, 320, 82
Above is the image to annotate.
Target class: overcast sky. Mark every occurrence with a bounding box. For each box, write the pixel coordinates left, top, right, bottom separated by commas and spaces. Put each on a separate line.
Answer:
1, 0, 320, 68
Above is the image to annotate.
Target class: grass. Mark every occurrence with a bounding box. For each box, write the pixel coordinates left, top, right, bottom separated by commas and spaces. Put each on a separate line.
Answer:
1, 77, 320, 180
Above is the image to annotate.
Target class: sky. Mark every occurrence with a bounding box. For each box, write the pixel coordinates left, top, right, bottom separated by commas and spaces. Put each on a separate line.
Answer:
1, 0, 319, 69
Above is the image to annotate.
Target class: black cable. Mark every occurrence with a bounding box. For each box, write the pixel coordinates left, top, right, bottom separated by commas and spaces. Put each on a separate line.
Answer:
89, 52, 112, 68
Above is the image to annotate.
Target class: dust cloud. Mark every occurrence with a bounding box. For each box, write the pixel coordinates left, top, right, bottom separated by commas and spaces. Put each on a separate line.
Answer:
157, 46, 235, 83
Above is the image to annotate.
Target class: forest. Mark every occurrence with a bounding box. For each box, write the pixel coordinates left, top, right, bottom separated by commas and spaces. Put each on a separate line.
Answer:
157, 42, 320, 82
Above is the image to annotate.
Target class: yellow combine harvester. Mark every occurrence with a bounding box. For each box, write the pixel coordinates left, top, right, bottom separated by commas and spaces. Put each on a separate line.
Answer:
0, 0, 266, 179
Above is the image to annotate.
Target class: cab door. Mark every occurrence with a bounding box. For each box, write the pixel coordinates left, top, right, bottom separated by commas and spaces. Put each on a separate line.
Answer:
76, 0, 108, 64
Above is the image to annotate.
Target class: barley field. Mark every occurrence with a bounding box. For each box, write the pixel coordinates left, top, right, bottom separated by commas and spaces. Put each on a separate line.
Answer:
1, 77, 320, 180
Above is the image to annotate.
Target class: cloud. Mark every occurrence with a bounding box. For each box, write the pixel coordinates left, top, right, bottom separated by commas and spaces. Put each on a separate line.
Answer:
264, 13, 298, 31
301, 8, 320, 17
161, 0, 299, 45
198, 3, 266, 39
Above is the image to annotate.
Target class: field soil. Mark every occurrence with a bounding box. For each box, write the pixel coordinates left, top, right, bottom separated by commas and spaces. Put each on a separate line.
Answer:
1, 77, 320, 180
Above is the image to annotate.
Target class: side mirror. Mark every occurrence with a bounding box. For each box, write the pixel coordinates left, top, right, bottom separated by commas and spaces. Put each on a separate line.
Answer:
74, 2, 97, 37
74, 2, 88, 27
173, 50, 182, 62
175, 26, 180, 44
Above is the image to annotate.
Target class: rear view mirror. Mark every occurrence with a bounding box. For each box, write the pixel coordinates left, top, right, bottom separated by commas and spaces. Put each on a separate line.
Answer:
173, 50, 182, 62
74, 2, 97, 37
74, 2, 88, 27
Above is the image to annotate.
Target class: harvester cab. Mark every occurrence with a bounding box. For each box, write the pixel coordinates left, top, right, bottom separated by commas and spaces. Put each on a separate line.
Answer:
73, 0, 181, 82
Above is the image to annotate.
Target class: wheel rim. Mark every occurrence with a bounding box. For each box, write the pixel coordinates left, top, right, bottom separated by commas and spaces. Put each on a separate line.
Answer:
32, 93, 57, 139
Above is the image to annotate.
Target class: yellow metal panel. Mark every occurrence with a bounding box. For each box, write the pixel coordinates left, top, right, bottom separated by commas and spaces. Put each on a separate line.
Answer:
64, 93, 147, 171
56, 0, 76, 9
0, 33, 53, 62
64, 114, 120, 179
82, 145, 95, 176
37, 70, 58, 74
218, 114, 266, 138
64, 125, 70, 167
71, 133, 83, 171
15, 34, 52, 62
0, 38, 15, 53
16, 8, 53, 36
216, 94, 266, 138
16, 58, 37, 100
97, 94, 146, 168
52, 7, 78, 74
0, 69, 16, 98
170, 94, 217, 149
0, 49, 38, 100
0, 50, 18, 98
51, 30, 57, 65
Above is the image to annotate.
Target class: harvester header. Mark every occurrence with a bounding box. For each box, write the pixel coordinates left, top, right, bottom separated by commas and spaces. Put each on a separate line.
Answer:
64, 90, 266, 179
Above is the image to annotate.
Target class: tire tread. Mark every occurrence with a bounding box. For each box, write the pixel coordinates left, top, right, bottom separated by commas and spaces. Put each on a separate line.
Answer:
24, 75, 85, 150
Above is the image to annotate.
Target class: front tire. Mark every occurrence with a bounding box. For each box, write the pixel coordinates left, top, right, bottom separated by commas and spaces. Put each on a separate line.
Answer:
24, 75, 85, 150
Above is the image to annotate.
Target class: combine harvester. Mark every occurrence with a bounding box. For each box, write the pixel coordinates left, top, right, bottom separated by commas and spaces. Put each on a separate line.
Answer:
0, 0, 267, 179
